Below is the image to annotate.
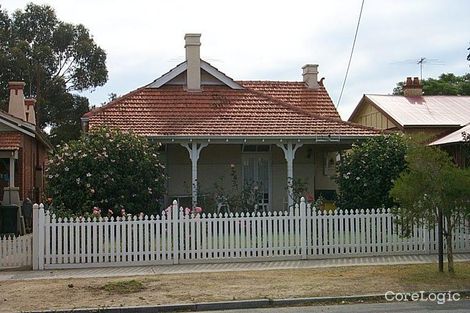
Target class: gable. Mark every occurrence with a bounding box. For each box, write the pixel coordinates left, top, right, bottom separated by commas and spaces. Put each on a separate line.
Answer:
165, 69, 227, 86
146, 60, 243, 90
349, 97, 399, 130
0, 111, 36, 137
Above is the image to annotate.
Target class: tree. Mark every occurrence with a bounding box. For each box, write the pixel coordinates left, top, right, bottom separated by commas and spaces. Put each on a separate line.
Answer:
390, 143, 470, 273
393, 73, 470, 96
0, 3, 107, 145
46, 128, 166, 216
335, 134, 407, 210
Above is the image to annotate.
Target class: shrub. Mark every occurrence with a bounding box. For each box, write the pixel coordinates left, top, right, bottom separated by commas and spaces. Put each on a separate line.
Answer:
46, 127, 166, 215
335, 134, 407, 210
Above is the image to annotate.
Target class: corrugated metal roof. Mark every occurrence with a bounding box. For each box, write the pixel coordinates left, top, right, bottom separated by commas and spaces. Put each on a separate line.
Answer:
365, 95, 470, 127
429, 124, 470, 146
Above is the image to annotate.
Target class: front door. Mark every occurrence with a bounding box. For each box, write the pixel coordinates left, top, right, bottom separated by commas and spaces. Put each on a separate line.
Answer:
242, 154, 271, 211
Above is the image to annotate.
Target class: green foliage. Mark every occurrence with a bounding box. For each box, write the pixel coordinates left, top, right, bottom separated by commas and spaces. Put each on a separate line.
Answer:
390, 144, 470, 225
102, 280, 146, 294
393, 73, 470, 95
46, 128, 166, 216
390, 143, 470, 272
0, 3, 107, 145
335, 134, 407, 210
212, 165, 266, 213
288, 178, 309, 204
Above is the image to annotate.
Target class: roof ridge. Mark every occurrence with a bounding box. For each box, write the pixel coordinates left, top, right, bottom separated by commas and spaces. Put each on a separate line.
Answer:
244, 86, 380, 133
237, 80, 304, 83
366, 94, 470, 98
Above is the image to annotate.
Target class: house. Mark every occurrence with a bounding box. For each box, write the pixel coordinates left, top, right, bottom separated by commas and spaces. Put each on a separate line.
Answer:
82, 34, 378, 211
428, 123, 470, 167
0, 82, 51, 205
348, 77, 470, 167
0, 81, 51, 234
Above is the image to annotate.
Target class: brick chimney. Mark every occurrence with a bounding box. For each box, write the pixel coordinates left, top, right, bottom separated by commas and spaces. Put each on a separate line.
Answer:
185, 33, 201, 91
25, 99, 36, 125
403, 77, 422, 97
302, 64, 319, 89
8, 81, 27, 121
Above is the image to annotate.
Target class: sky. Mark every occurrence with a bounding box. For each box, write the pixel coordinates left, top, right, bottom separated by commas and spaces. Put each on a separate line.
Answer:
2, 0, 470, 120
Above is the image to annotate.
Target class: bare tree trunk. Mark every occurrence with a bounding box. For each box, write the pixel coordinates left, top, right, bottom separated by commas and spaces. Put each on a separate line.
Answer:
445, 216, 454, 273
438, 207, 444, 272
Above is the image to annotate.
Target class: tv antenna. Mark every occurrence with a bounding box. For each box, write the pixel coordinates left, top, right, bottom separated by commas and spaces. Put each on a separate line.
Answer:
390, 57, 444, 80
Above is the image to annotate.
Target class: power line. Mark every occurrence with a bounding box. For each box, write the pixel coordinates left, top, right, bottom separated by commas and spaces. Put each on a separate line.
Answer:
336, 0, 365, 109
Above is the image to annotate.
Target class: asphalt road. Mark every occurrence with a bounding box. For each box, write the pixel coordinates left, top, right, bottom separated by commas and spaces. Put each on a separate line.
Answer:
201, 300, 470, 312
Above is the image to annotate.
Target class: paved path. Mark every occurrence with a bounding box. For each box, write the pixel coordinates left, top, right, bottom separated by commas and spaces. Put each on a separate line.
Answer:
1, 253, 469, 281
201, 300, 470, 313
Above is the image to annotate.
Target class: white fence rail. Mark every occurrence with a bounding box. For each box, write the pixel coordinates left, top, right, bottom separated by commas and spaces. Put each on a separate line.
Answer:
29, 199, 470, 270
0, 234, 32, 268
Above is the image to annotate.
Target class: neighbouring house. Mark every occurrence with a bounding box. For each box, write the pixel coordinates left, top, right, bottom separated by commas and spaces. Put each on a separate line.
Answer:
82, 34, 378, 211
428, 123, 470, 167
0, 82, 51, 205
349, 77, 470, 167
0, 81, 51, 234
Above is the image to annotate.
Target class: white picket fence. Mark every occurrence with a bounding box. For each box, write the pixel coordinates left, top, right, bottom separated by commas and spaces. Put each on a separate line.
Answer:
28, 199, 470, 270
0, 234, 33, 268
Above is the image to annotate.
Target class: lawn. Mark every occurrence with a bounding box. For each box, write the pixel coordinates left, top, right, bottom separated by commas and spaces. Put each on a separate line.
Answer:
1, 262, 470, 312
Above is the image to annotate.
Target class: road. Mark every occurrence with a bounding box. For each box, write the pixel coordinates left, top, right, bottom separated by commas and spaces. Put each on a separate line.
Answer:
201, 300, 470, 312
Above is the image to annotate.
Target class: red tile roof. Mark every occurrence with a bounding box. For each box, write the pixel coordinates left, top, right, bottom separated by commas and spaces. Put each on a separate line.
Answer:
86, 84, 378, 138
238, 81, 340, 119
0, 132, 21, 149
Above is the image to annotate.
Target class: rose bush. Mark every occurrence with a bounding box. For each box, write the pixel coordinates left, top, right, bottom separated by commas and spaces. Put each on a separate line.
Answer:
46, 127, 166, 215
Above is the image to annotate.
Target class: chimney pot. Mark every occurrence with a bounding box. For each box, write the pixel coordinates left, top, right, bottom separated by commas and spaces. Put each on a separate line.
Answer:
24, 99, 37, 125
185, 33, 201, 91
403, 76, 422, 97
7, 81, 27, 121
302, 64, 319, 89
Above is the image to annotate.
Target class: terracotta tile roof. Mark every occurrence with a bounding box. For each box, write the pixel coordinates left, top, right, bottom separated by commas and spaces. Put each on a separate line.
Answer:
0, 132, 21, 149
238, 81, 340, 119
86, 85, 378, 138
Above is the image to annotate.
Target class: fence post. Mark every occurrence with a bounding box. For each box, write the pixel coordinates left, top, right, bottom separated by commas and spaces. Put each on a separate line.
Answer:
32, 203, 39, 270
38, 204, 45, 270
300, 197, 307, 259
172, 200, 179, 265
423, 223, 430, 255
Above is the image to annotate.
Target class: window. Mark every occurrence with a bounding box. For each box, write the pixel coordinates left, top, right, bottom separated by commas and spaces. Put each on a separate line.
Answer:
242, 145, 271, 152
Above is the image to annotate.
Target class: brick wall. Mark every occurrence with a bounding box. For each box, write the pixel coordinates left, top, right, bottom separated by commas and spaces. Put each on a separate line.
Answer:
0, 128, 49, 203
